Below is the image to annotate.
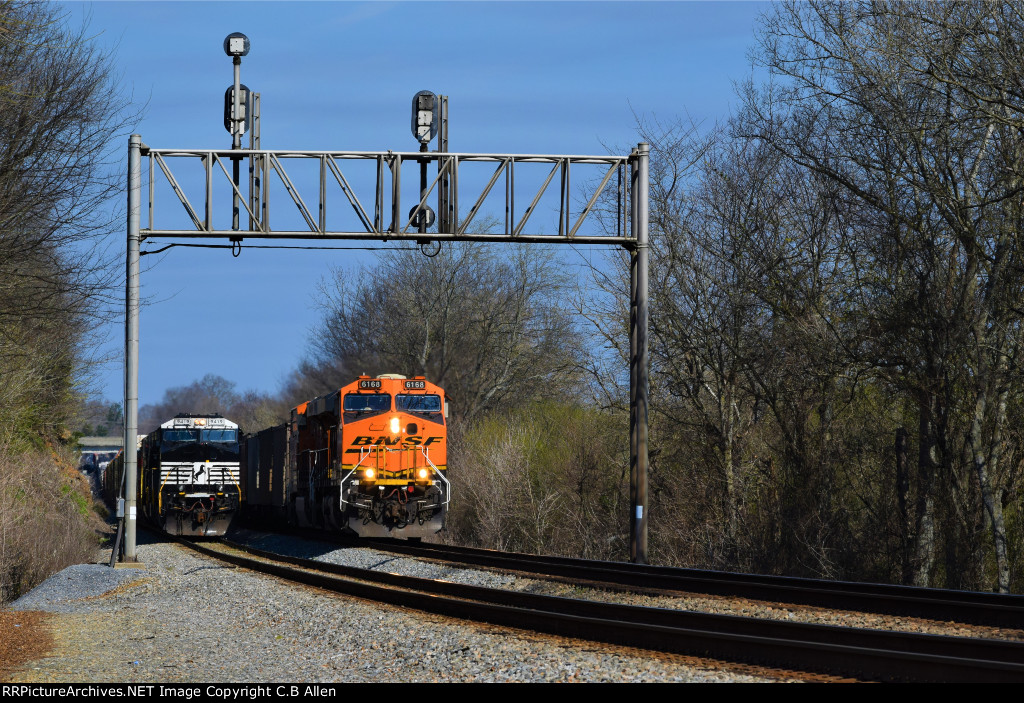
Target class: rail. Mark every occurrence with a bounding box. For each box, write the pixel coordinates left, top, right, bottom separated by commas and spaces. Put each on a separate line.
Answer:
361, 539, 1024, 629
174, 537, 1024, 682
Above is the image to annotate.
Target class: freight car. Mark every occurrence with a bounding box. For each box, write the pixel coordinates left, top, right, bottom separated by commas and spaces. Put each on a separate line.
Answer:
245, 374, 450, 539
105, 414, 242, 537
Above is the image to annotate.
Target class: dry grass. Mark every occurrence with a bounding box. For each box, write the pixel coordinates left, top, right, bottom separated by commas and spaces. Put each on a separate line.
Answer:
0, 446, 105, 604
446, 404, 629, 561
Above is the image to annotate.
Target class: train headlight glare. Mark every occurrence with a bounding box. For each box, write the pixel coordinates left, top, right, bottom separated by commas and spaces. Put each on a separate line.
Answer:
390, 416, 400, 434
365, 468, 375, 480
418, 468, 428, 480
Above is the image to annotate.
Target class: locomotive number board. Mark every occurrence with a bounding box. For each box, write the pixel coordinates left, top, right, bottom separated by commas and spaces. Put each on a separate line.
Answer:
404, 380, 426, 390
359, 380, 383, 390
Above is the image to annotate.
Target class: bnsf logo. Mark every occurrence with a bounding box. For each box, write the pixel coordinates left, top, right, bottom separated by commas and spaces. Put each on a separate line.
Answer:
350, 436, 443, 447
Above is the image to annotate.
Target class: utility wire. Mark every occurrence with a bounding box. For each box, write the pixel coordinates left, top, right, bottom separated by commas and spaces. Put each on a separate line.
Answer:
141, 242, 418, 256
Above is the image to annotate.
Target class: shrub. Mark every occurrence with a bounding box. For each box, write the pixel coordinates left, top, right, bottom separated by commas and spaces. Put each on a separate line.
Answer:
0, 445, 104, 603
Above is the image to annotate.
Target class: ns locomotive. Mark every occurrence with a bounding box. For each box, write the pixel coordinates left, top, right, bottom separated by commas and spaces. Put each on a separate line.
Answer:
245, 374, 450, 539
105, 414, 242, 537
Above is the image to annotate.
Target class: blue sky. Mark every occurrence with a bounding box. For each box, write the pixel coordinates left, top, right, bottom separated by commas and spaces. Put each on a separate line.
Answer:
68, 0, 768, 407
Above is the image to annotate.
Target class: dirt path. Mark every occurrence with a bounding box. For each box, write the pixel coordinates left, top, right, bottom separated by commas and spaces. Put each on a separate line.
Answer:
0, 610, 53, 682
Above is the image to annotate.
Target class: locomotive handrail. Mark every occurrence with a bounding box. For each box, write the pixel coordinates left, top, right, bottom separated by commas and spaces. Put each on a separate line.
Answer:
339, 445, 450, 509
418, 446, 450, 508
338, 448, 375, 507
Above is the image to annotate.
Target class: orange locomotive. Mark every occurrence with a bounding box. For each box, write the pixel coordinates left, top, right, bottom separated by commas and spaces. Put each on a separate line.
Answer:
245, 374, 450, 538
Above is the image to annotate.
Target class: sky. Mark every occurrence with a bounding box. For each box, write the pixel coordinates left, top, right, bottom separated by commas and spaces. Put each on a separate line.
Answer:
67, 0, 770, 408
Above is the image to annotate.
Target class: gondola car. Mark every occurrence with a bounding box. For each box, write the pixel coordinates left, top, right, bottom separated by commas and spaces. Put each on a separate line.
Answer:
245, 374, 450, 538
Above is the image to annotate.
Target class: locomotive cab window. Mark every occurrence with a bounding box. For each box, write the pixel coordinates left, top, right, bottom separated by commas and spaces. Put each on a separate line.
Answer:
343, 393, 392, 422
160, 429, 204, 463
396, 394, 444, 424
396, 394, 441, 412
343, 394, 392, 412
161, 429, 198, 448
201, 429, 238, 443
200, 428, 240, 460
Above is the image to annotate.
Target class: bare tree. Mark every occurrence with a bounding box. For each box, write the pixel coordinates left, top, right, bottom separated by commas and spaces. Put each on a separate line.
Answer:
741, 0, 1024, 591
306, 243, 584, 425
0, 1, 137, 444
139, 374, 287, 435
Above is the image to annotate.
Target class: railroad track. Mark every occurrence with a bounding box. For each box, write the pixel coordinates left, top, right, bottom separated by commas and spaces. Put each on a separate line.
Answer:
174, 536, 1024, 682
354, 537, 1024, 629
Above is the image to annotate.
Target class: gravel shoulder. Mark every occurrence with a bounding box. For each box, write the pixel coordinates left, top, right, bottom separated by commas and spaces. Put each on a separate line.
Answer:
226, 528, 1024, 643
2, 532, 783, 683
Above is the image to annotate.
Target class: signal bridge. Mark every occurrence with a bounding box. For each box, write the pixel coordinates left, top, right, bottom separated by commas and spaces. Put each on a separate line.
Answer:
126, 135, 651, 562
122, 32, 650, 566
141, 146, 638, 246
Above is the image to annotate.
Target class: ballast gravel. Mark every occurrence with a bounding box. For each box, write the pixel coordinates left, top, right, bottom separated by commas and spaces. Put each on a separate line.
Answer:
226, 530, 1024, 644
4, 533, 782, 683
9, 565, 145, 614
230, 529, 518, 588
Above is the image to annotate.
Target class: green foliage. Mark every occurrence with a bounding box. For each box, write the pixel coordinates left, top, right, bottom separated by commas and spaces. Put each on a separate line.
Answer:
61, 482, 92, 519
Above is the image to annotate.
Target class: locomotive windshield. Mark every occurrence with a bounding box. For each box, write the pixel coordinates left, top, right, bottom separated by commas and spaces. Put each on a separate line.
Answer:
396, 394, 444, 425
201, 429, 238, 443
343, 393, 392, 422
160, 427, 239, 462
162, 429, 198, 450
201, 428, 240, 461
344, 394, 392, 412
396, 394, 442, 412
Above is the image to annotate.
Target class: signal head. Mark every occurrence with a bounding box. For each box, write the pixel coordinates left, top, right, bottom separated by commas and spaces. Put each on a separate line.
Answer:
224, 32, 250, 57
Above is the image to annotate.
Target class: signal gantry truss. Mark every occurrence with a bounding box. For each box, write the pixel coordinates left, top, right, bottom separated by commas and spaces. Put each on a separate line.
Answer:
140, 147, 639, 246
123, 135, 650, 565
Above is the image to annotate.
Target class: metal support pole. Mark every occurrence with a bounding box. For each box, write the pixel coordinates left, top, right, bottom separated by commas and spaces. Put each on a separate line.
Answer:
419, 144, 428, 234
249, 92, 261, 231
124, 134, 142, 562
232, 56, 241, 232
629, 150, 637, 561
438, 95, 449, 233
629, 142, 650, 564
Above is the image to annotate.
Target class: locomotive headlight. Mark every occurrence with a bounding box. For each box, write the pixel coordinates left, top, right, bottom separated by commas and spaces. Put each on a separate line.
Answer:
417, 468, 429, 480
390, 416, 400, 434
364, 468, 375, 480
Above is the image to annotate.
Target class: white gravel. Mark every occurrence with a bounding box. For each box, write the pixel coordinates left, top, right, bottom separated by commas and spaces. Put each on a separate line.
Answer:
6, 533, 782, 683
226, 530, 1024, 644
229, 529, 518, 588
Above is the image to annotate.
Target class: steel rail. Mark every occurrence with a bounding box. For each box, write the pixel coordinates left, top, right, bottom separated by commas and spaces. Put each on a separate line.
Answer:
354, 538, 1024, 629
174, 537, 1024, 682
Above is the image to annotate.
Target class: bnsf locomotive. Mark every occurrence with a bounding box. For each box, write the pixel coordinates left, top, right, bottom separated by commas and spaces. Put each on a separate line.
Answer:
245, 374, 449, 538
105, 414, 242, 537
